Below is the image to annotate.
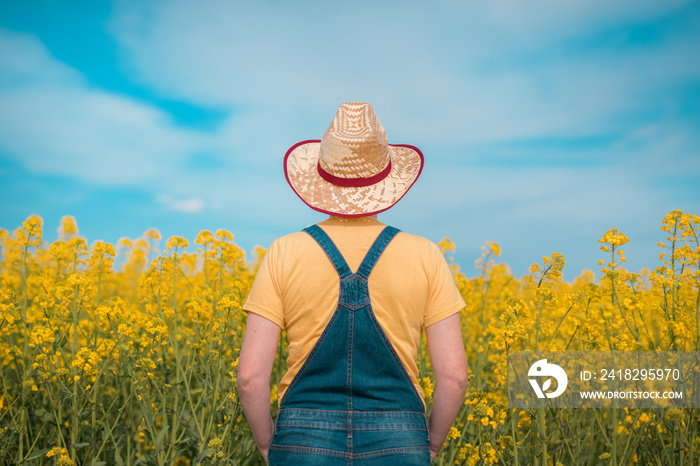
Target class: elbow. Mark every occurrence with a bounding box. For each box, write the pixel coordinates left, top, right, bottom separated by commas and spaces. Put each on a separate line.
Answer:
453, 363, 469, 393
236, 364, 268, 397
459, 371, 469, 393
440, 361, 469, 394
236, 372, 252, 396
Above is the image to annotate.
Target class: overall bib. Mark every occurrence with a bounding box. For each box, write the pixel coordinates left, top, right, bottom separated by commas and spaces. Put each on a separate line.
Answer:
268, 225, 430, 465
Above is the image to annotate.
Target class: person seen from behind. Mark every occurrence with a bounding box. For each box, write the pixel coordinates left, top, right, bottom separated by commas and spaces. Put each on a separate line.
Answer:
237, 102, 469, 465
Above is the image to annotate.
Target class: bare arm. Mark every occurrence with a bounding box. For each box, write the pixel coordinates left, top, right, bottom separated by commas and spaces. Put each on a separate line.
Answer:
237, 312, 281, 463
425, 313, 469, 461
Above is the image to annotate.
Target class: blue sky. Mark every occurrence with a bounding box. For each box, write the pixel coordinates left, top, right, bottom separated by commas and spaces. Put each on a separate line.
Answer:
1, 0, 698, 278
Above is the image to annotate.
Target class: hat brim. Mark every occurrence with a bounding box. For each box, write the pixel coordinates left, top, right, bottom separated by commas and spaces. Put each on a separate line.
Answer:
284, 139, 424, 218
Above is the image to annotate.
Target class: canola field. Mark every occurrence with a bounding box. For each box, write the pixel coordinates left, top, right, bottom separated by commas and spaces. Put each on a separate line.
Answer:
0, 211, 698, 465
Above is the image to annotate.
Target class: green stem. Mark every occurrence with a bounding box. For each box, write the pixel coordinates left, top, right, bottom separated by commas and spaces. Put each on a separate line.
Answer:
173, 252, 178, 345
71, 286, 79, 460
511, 409, 519, 466
545, 305, 573, 350
538, 406, 546, 466
611, 408, 618, 466
92, 257, 103, 441
21, 244, 29, 381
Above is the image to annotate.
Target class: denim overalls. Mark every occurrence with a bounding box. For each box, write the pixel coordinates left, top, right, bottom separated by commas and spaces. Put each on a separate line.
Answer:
268, 225, 430, 465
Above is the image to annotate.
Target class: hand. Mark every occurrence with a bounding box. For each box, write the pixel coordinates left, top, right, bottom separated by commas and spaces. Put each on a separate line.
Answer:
430, 445, 440, 462
260, 446, 269, 464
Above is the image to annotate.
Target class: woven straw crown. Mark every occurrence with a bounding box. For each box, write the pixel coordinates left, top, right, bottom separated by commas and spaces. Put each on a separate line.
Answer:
284, 102, 424, 217
318, 103, 390, 180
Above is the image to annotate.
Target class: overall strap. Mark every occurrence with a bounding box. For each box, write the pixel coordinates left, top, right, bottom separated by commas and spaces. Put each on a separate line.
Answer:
356, 226, 401, 279
303, 225, 352, 279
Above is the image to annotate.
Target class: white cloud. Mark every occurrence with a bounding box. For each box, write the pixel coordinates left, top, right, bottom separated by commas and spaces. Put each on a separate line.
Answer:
0, 29, 218, 186
106, 0, 699, 139
0, 28, 83, 88
455, 0, 693, 37
156, 194, 205, 213
0, 27, 302, 226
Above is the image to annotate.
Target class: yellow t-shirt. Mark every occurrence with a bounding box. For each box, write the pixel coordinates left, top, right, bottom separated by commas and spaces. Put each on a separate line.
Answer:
243, 216, 466, 404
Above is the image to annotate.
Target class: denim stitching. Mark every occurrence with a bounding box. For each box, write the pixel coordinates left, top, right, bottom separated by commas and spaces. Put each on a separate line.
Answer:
346, 301, 354, 458
339, 275, 369, 310
274, 423, 347, 430
270, 444, 350, 458
356, 226, 400, 279
303, 225, 352, 277
352, 446, 430, 459
277, 408, 426, 415
274, 424, 426, 432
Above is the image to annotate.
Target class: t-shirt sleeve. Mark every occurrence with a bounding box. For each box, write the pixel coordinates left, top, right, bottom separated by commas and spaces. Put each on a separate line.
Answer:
242, 240, 285, 328
424, 242, 466, 327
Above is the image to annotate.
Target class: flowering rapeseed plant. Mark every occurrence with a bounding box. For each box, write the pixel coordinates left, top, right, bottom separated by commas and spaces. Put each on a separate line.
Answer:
0, 211, 698, 465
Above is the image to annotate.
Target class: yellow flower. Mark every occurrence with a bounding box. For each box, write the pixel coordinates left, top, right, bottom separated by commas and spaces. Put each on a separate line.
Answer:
57, 215, 79, 241
29, 325, 55, 347
46, 447, 76, 466
47, 447, 67, 458
443, 426, 461, 447
598, 228, 630, 247
207, 437, 225, 458
270, 384, 278, 405
207, 437, 224, 449
195, 229, 216, 247
216, 229, 234, 242
486, 241, 501, 257
16, 214, 43, 247
438, 238, 456, 255
420, 377, 434, 400
447, 426, 460, 440
165, 236, 189, 251
664, 408, 684, 421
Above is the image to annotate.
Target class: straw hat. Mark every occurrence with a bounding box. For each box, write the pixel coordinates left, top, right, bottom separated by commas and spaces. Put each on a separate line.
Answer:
284, 102, 424, 217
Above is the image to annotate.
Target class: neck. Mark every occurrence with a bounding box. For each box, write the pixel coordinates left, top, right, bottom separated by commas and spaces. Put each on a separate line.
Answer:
328, 215, 378, 220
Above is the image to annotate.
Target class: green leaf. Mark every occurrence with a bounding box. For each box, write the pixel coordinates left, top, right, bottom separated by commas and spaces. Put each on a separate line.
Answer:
23, 448, 51, 461
155, 424, 170, 451
195, 449, 215, 463
166, 449, 186, 463
133, 455, 154, 466
115, 447, 124, 466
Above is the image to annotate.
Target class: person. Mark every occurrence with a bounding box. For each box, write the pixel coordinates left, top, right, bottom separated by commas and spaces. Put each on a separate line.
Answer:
237, 102, 468, 465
